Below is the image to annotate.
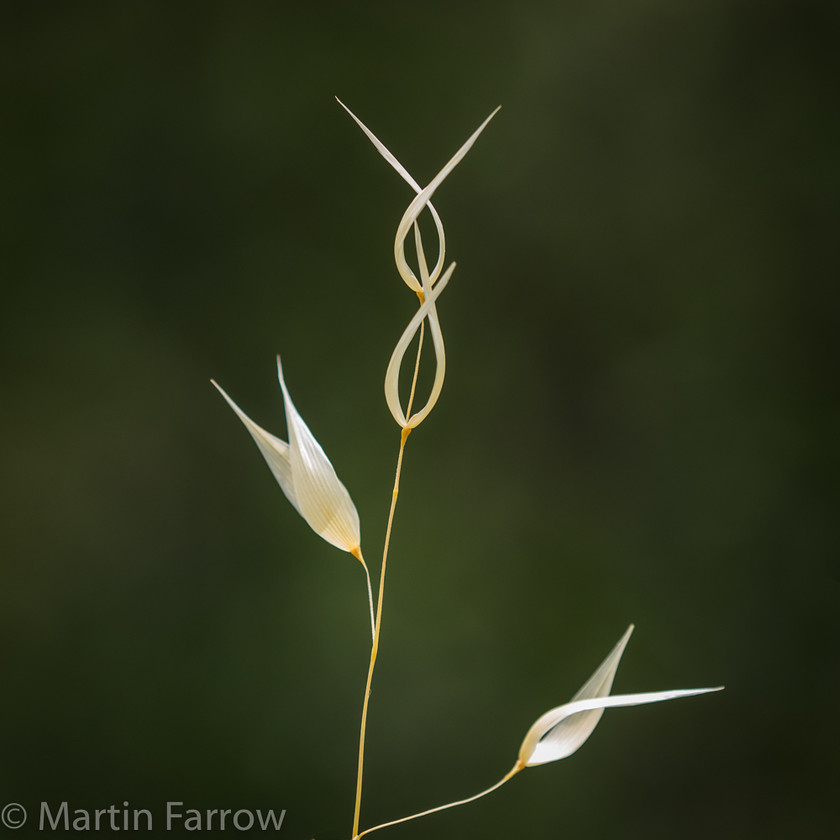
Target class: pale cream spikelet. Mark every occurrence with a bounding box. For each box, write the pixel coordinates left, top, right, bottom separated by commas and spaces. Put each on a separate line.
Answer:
517, 626, 723, 767
212, 357, 361, 556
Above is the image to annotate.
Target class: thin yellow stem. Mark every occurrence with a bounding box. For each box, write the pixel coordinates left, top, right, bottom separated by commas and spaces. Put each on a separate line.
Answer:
354, 762, 524, 840
351, 428, 409, 837
352, 320, 425, 839
351, 547, 376, 643
405, 317, 425, 415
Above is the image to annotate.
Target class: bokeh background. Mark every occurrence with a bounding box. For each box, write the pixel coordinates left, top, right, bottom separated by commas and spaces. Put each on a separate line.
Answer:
2, 2, 837, 838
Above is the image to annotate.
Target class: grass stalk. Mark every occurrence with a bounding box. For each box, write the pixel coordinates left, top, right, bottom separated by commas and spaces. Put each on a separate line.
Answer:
351, 322, 425, 838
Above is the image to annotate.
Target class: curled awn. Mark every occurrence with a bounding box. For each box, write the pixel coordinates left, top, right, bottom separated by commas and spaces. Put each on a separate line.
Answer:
340, 98, 499, 429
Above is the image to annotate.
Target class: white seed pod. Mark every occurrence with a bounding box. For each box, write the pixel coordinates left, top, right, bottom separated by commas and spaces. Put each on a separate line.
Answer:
212, 358, 361, 555
518, 626, 723, 766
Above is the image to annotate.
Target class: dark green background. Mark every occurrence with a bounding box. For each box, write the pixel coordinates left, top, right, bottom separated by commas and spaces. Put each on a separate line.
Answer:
2, 2, 837, 838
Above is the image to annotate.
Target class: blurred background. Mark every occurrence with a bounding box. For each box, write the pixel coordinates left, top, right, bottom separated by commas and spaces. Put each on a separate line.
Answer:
1, 1, 837, 838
